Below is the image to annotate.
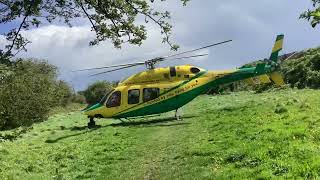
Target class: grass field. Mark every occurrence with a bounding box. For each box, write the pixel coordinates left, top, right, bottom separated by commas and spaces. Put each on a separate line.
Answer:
1, 89, 320, 179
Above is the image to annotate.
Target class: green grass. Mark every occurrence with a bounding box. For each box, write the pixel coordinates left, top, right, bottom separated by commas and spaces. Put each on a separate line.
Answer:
1, 89, 320, 179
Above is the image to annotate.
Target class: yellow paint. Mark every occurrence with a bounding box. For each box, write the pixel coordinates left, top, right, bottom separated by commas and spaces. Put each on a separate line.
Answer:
83, 34, 286, 120
257, 75, 271, 83
272, 39, 283, 52
269, 72, 285, 86
84, 65, 238, 118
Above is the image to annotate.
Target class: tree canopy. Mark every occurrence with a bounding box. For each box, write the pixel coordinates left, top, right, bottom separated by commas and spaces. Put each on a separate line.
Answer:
0, 59, 77, 130
0, 0, 190, 63
301, 0, 320, 28
81, 80, 114, 105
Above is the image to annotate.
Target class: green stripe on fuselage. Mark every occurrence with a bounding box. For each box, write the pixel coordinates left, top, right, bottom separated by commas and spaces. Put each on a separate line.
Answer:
82, 103, 102, 113
113, 71, 207, 117
160, 71, 207, 96
114, 65, 274, 118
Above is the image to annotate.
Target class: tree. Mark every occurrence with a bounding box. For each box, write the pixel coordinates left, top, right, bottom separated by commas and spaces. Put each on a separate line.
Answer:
301, 0, 320, 28
53, 80, 74, 106
0, 0, 190, 63
82, 80, 114, 105
0, 59, 72, 130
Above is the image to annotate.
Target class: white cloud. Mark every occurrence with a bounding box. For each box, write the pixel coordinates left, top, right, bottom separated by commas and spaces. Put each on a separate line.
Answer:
8, 24, 197, 89
1, 0, 319, 90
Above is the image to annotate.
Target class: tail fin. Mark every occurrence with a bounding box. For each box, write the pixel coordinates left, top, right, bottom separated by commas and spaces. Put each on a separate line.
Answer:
269, 34, 284, 63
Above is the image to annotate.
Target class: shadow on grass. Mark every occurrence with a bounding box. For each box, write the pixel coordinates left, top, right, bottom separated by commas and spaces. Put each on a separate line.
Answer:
45, 115, 196, 143
110, 115, 195, 127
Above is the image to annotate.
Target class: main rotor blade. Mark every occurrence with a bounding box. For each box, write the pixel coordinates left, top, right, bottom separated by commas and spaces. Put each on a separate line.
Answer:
282, 51, 297, 62
90, 64, 138, 76
160, 53, 209, 62
163, 40, 232, 59
73, 62, 144, 72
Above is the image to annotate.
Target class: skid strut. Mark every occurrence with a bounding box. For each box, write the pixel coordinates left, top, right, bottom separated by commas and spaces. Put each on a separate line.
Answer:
88, 117, 96, 128
175, 109, 182, 121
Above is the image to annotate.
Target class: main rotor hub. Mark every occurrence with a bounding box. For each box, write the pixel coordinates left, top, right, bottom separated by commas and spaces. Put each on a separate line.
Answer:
145, 57, 163, 70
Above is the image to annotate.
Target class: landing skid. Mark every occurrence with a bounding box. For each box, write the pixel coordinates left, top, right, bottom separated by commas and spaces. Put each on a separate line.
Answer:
87, 110, 183, 127
87, 117, 96, 128
123, 114, 162, 120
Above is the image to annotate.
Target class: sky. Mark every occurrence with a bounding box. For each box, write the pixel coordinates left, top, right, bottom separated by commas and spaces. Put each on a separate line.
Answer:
1, 0, 320, 90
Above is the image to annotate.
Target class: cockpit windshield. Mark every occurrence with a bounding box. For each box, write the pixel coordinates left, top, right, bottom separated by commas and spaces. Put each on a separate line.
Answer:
99, 89, 114, 104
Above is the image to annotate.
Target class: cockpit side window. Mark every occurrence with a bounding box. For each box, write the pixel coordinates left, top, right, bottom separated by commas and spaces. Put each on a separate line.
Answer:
128, 89, 140, 104
143, 88, 160, 102
106, 91, 121, 108
99, 89, 114, 104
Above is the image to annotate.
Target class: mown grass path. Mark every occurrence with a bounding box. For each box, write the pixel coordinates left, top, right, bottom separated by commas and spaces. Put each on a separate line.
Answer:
1, 89, 320, 179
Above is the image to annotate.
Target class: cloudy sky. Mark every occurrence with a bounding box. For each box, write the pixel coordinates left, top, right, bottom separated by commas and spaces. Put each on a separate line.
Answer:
1, 0, 320, 90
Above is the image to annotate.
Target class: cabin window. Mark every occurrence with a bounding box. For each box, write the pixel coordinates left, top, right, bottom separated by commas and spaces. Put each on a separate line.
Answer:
106, 91, 121, 108
128, 89, 140, 104
170, 66, 176, 77
190, 67, 200, 74
143, 88, 160, 102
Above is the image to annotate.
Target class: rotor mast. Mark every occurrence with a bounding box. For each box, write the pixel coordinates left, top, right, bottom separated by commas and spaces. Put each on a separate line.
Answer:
145, 58, 164, 69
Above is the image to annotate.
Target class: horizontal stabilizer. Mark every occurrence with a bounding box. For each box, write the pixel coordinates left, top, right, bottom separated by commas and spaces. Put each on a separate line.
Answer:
269, 72, 285, 86
244, 75, 271, 85
257, 75, 272, 83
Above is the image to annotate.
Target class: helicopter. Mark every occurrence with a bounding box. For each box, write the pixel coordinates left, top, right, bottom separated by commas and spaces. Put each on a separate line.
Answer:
76, 34, 285, 128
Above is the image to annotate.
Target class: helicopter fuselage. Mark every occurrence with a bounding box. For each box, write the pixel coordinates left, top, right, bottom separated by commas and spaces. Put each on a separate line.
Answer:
83, 64, 282, 119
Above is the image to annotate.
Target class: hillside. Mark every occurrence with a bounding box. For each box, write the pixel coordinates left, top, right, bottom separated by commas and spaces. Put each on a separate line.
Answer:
210, 47, 320, 94
1, 89, 320, 179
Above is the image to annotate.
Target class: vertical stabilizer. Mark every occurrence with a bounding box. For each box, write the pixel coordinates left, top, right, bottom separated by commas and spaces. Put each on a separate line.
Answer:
269, 34, 284, 63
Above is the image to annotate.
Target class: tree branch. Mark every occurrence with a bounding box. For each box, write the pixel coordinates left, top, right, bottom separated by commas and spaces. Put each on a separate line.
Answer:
4, 15, 28, 57
124, 0, 176, 49
78, 0, 98, 33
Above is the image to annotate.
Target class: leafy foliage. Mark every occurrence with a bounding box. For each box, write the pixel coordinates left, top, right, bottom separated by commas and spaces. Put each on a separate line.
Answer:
81, 80, 114, 105
300, 0, 320, 27
0, 59, 80, 130
0, 0, 189, 62
210, 48, 320, 94
281, 48, 320, 88
53, 80, 74, 106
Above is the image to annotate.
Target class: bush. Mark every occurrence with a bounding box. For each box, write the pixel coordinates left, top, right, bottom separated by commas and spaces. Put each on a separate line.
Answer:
0, 59, 74, 130
281, 49, 320, 89
53, 80, 74, 107
207, 48, 320, 95
81, 81, 114, 105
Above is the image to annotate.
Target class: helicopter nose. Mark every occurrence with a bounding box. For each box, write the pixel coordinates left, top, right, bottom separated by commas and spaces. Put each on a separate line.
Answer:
82, 103, 102, 114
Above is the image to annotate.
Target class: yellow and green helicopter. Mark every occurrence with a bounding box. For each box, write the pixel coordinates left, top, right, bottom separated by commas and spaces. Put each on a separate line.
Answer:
77, 35, 285, 128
